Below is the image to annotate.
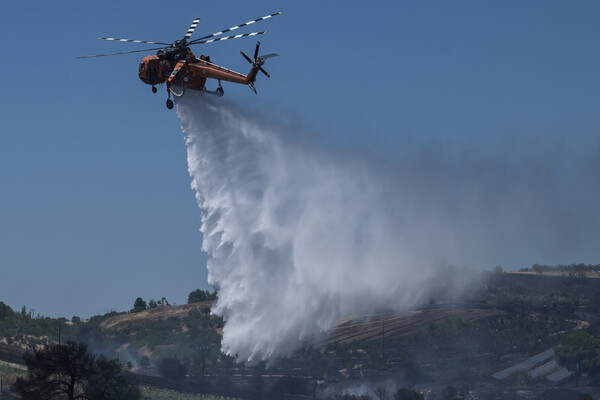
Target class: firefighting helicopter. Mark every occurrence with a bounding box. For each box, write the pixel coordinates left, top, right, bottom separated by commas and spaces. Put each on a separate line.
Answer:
77, 12, 281, 109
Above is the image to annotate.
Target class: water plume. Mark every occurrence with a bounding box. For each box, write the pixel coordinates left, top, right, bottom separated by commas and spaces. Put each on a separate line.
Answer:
176, 90, 600, 363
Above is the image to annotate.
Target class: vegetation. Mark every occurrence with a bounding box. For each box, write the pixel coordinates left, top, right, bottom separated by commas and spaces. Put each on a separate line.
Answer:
519, 263, 600, 276
140, 387, 236, 400
0, 361, 26, 389
133, 297, 148, 313
557, 331, 600, 385
132, 296, 171, 312
3, 275, 600, 398
0, 302, 77, 346
187, 289, 218, 304
12, 341, 140, 400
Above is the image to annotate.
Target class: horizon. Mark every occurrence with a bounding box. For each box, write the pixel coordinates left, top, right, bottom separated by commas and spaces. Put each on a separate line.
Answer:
1, 1, 600, 319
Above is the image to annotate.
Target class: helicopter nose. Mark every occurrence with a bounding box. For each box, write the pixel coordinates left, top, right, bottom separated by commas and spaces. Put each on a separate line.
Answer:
139, 56, 166, 85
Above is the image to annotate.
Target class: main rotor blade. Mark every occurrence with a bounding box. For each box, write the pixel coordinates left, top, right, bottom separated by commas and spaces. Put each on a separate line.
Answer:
98, 37, 170, 45
190, 31, 267, 45
75, 47, 164, 59
183, 17, 201, 40
189, 12, 281, 44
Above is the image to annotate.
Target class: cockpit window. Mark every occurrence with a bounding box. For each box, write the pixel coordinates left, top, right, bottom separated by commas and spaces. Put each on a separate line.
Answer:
139, 62, 145, 73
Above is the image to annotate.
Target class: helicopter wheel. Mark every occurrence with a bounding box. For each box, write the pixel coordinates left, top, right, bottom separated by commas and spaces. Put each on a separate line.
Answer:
152, 86, 157, 93
166, 99, 174, 109
216, 86, 224, 97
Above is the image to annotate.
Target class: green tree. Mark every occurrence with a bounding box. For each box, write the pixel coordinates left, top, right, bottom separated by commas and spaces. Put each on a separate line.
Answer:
132, 297, 147, 313
157, 297, 170, 307
87, 356, 141, 400
187, 289, 217, 304
0, 302, 11, 319
556, 331, 600, 386
12, 341, 139, 400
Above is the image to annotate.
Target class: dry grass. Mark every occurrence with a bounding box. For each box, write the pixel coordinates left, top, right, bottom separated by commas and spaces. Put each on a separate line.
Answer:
0, 360, 26, 388
100, 301, 214, 331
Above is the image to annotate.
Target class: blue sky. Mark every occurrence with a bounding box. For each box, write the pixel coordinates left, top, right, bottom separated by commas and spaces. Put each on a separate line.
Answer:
1, 1, 599, 318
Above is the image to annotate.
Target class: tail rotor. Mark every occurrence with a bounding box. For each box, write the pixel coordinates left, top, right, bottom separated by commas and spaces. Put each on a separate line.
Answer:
241, 41, 278, 84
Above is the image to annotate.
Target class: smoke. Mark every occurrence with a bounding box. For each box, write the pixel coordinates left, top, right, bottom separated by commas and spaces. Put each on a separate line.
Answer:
176, 90, 600, 363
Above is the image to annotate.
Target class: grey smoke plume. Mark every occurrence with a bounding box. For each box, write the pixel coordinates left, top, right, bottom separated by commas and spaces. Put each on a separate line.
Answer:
176, 91, 600, 363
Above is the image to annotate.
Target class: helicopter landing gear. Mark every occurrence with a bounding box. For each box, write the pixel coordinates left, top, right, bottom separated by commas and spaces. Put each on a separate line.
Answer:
165, 88, 175, 110
216, 86, 224, 97
152, 86, 157, 93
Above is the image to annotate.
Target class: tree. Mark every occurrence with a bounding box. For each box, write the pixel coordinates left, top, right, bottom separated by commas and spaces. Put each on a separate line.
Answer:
187, 289, 217, 304
556, 331, 600, 386
12, 341, 139, 400
157, 297, 170, 307
0, 301, 11, 319
87, 356, 141, 400
132, 297, 147, 313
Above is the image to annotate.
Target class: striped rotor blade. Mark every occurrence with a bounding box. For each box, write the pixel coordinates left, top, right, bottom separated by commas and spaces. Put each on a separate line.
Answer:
75, 47, 165, 59
189, 12, 281, 43
99, 37, 170, 45
191, 31, 267, 45
183, 17, 201, 40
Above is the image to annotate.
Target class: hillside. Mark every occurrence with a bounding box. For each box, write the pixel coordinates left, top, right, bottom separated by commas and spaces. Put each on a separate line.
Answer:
99, 301, 214, 331
2, 271, 600, 399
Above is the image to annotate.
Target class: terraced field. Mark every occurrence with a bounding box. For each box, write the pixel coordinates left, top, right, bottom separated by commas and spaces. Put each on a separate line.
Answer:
321, 304, 505, 346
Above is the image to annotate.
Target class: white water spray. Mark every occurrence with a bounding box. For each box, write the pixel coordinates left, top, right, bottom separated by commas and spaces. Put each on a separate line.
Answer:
176, 91, 600, 363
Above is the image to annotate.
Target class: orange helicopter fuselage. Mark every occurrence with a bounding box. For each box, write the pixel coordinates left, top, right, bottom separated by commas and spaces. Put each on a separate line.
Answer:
138, 50, 255, 91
